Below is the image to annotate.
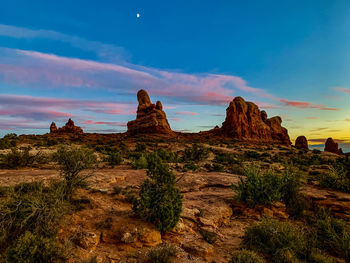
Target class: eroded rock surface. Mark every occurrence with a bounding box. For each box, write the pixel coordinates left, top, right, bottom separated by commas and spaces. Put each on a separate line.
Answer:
295, 135, 308, 150
324, 137, 343, 155
127, 90, 173, 135
217, 97, 290, 145
50, 118, 83, 134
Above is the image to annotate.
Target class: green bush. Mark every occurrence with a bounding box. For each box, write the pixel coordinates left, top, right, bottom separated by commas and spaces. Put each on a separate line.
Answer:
133, 155, 182, 232
243, 218, 309, 262
132, 155, 148, 169
212, 163, 225, 172
183, 161, 199, 172
230, 249, 265, 263
232, 166, 284, 207
314, 209, 350, 262
318, 166, 350, 193
0, 134, 17, 150
2, 147, 35, 168
243, 218, 338, 263
148, 244, 177, 263
53, 145, 97, 199
280, 167, 309, 218
0, 181, 68, 261
4, 231, 61, 263
245, 150, 261, 159
106, 150, 123, 166
214, 152, 241, 165
182, 144, 209, 162
155, 148, 178, 163
135, 142, 147, 152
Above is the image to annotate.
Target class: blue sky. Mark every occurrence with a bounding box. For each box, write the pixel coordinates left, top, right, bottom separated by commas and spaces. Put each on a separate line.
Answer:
0, 0, 349, 151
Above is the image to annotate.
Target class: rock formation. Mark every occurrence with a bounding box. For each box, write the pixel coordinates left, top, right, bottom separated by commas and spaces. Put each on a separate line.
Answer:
127, 90, 173, 135
295, 136, 308, 150
218, 97, 290, 145
50, 122, 58, 133
50, 118, 83, 134
324, 137, 343, 155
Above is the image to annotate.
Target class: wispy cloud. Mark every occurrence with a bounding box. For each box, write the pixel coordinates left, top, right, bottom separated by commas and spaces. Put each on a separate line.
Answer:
280, 99, 339, 111
0, 47, 275, 106
0, 24, 128, 62
0, 94, 133, 122
82, 120, 126, 126
175, 111, 197, 116
169, 118, 184, 122
333, 87, 350, 94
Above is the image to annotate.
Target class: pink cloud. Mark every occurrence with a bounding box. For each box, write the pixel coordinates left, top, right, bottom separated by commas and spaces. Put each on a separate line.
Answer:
82, 120, 126, 127
175, 111, 197, 116
280, 99, 339, 111
169, 118, 184, 122
0, 94, 131, 117
333, 87, 350, 94
0, 48, 277, 106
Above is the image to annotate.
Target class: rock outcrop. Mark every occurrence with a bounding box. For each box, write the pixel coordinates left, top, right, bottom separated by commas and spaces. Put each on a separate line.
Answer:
50, 118, 83, 134
295, 136, 308, 150
324, 137, 343, 155
218, 97, 290, 145
127, 89, 173, 135
50, 122, 57, 133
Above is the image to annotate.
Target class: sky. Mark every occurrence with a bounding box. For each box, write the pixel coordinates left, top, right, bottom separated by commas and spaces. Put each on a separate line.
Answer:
0, 0, 349, 151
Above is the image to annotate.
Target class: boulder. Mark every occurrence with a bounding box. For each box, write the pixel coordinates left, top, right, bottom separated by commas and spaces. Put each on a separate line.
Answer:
127, 90, 173, 135
50, 118, 83, 134
295, 136, 308, 150
324, 137, 343, 155
217, 97, 290, 145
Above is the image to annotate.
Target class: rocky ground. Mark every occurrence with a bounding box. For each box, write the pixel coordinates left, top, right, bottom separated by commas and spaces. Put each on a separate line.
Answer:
0, 141, 349, 263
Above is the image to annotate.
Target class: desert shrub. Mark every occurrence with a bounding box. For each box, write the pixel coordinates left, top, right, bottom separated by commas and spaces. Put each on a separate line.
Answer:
212, 163, 225, 172
0, 181, 68, 261
312, 149, 321, 154
132, 155, 148, 169
53, 145, 97, 199
214, 152, 241, 165
2, 147, 36, 168
0, 134, 17, 149
183, 161, 199, 172
230, 249, 265, 263
106, 150, 123, 166
148, 244, 177, 263
243, 218, 310, 262
200, 229, 217, 244
182, 144, 209, 162
4, 231, 61, 263
135, 142, 147, 152
232, 166, 284, 207
245, 150, 261, 159
314, 209, 350, 262
280, 167, 309, 218
133, 155, 182, 232
318, 166, 350, 193
155, 148, 178, 163
243, 218, 339, 263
